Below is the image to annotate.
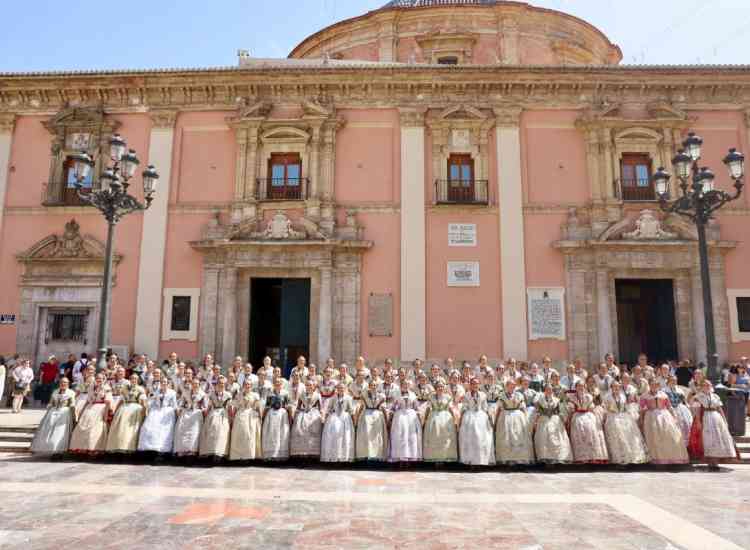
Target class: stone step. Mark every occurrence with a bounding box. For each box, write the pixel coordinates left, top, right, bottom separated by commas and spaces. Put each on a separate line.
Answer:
0, 426, 38, 434
0, 441, 31, 452
0, 432, 33, 443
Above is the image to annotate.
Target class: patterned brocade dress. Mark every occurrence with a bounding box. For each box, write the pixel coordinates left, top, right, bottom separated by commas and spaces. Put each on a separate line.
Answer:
459, 391, 495, 466
640, 391, 689, 465
106, 385, 146, 453
533, 394, 572, 464
495, 391, 534, 465
568, 392, 609, 464
69, 384, 112, 454
138, 388, 177, 454
355, 391, 388, 462
31, 388, 76, 456
423, 393, 458, 463
173, 389, 206, 456
199, 390, 233, 458
261, 393, 291, 461
688, 392, 737, 461
321, 395, 356, 463
389, 391, 422, 462
290, 391, 323, 458
602, 392, 649, 465
229, 391, 263, 461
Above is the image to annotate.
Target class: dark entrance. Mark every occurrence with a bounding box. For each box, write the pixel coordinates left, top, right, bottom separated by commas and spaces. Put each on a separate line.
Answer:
615, 279, 678, 366
250, 278, 310, 376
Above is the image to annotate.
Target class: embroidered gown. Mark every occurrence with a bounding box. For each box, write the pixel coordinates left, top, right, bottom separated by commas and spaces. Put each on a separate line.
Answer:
482, 383, 503, 424
389, 391, 422, 462
666, 386, 693, 446
69, 384, 112, 454
688, 392, 737, 460
355, 390, 388, 462
31, 388, 76, 456
229, 390, 263, 461
321, 394, 356, 462
138, 387, 177, 454
74, 377, 95, 418
423, 393, 458, 463
290, 391, 323, 458
413, 383, 435, 418
173, 388, 207, 456
495, 391, 534, 465
602, 392, 649, 464
199, 390, 232, 458
567, 392, 609, 464
533, 394, 572, 464
106, 385, 146, 453
623, 384, 642, 422
261, 392, 291, 461
459, 391, 495, 465
640, 391, 689, 465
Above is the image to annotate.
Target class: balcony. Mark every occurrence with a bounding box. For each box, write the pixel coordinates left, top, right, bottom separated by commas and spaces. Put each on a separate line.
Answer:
617, 178, 657, 202
41, 182, 92, 207
255, 177, 310, 201
434, 179, 490, 205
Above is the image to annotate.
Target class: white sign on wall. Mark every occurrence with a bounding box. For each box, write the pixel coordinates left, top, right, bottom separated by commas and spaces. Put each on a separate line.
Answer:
448, 223, 477, 247
0, 314, 16, 325
527, 287, 566, 340
447, 262, 480, 287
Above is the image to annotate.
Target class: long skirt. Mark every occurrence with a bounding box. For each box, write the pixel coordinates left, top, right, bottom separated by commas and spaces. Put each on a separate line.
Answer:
106, 403, 144, 453
74, 394, 89, 418
389, 409, 422, 462
261, 409, 290, 461
495, 409, 534, 465
673, 403, 693, 446
229, 409, 262, 461
569, 411, 609, 464
458, 410, 495, 465
643, 409, 689, 464
355, 409, 388, 461
31, 407, 75, 455
290, 409, 323, 458
320, 412, 355, 463
173, 410, 203, 456
603, 412, 649, 465
199, 409, 231, 458
423, 410, 458, 463
486, 402, 500, 424
688, 410, 737, 460
626, 402, 641, 422
138, 407, 176, 454
69, 403, 109, 454
534, 415, 573, 464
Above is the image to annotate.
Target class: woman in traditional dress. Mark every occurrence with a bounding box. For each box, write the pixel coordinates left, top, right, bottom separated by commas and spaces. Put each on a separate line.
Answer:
287, 372, 305, 418
229, 380, 263, 461
199, 376, 233, 459
620, 373, 642, 422
585, 375, 606, 427
69, 372, 112, 455
602, 381, 649, 465
422, 380, 458, 463
495, 379, 534, 465
640, 379, 689, 465
318, 367, 337, 413
320, 382, 356, 463
31, 377, 76, 456
665, 375, 693, 447
106, 374, 146, 453
687, 380, 737, 466
261, 378, 291, 461
138, 376, 177, 455
389, 379, 422, 463
458, 378, 495, 466
482, 369, 503, 424
10, 359, 34, 414
413, 372, 434, 419
533, 384, 572, 464
355, 379, 388, 462
289, 379, 323, 459
567, 381, 609, 464
447, 370, 466, 412
519, 376, 539, 426
174, 378, 207, 457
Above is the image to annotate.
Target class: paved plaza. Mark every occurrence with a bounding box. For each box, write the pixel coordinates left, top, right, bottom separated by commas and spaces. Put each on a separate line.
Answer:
0, 450, 748, 550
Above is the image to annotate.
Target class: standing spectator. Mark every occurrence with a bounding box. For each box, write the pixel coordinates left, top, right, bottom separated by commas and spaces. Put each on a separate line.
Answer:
72, 353, 90, 385
0, 356, 5, 409
35, 355, 60, 406
675, 360, 694, 388
4, 354, 18, 407
61, 354, 76, 382
11, 359, 34, 413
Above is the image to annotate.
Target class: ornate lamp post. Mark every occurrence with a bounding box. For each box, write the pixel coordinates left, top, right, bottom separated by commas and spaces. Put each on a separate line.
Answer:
69, 134, 159, 367
651, 132, 745, 382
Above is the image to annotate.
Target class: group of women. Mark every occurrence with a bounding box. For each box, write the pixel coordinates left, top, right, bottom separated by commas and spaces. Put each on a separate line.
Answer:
29, 353, 739, 467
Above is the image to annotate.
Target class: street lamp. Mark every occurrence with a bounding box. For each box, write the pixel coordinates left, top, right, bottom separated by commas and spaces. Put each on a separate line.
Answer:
652, 132, 745, 382
70, 135, 159, 368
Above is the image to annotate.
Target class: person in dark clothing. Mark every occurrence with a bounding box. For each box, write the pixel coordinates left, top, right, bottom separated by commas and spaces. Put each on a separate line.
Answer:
675, 360, 694, 387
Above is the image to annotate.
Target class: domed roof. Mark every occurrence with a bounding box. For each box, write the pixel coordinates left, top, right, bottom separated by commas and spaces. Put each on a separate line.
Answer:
383, 0, 498, 7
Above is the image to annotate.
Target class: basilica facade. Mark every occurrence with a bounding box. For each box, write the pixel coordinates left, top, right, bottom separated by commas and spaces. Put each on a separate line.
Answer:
1, 0, 749, 370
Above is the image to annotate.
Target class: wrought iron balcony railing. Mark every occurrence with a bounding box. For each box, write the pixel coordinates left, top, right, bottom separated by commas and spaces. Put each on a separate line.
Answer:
256, 177, 310, 201
617, 178, 657, 202
42, 182, 93, 207
434, 179, 490, 205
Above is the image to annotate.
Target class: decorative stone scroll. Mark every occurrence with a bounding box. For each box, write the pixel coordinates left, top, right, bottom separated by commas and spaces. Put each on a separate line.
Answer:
368, 293, 393, 337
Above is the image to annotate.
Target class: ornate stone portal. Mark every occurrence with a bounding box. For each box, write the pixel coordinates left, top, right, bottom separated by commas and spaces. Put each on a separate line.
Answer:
555, 209, 735, 367
15, 219, 122, 366
191, 212, 372, 367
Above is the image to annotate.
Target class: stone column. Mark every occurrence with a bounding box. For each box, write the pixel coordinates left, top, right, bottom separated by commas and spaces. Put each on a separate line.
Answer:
710, 252, 730, 366
309, 126, 321, 201
318, 266, 333, 365
690, 266, 708, 365
596, 270, 613, 360
134, 109, 178, 359
495, 106, 528, 360
0, 114, 15, 243
200, 267, 220, 359
601, 128, 615, 200
399, 108, 427, 362
219, 267, 238, 366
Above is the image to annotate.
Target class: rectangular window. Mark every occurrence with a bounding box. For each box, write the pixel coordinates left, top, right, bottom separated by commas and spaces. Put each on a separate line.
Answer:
738, 297, 750, 333
170, 296, 192, 332
620, 153, 654, 201
267, 153, 303, 199
64, 156, 93, 189
49, 312, 87, 342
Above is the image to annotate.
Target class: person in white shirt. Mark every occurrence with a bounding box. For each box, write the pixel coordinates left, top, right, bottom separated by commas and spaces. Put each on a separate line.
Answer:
72, 353, 90, 385
0, 359, 6, 409
11, 359, 34, 413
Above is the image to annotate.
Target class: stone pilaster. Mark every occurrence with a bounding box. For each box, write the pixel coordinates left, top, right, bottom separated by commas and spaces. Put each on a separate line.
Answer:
596, 270, 613, 361
219, 267, 238, 366
318, 266, 333, 364
133, 109, 178, 359
200, 266, 220, 359
0, 113, 16, 244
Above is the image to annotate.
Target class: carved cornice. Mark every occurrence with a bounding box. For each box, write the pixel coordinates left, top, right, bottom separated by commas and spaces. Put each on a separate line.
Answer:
493, 105, 522, 127
148, 108, 178, 129
0, 112, 16, 133
398, 107, 426, 127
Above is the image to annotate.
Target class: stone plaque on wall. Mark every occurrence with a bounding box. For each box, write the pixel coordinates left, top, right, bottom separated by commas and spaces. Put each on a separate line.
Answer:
448, 223, 477, 247
447, 262, 480, 287
527, 287, 566, 340
451, 129, 470, 148
368, 293, 393, 337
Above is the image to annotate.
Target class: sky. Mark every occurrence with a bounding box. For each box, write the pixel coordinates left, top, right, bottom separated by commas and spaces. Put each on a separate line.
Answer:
1, 0, 750, 73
